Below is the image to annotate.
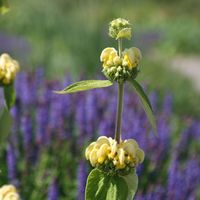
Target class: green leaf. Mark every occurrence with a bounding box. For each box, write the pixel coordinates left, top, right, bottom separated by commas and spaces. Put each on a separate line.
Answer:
122, 170, 138, 200
130, 79, 157, 133
0, 109, 12, 145
85, 168, 128, 200
3, 83, 16, 110
54, 80, 113, 94
0, 0, 9, 14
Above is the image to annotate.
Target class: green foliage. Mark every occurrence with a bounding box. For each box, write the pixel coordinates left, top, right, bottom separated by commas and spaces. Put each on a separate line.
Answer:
130, 79, 157, 133
3, 83, 16, 110
122, 171, 138, 200
0, 0, 9, 14
54, 80, 113, 94
0, 109, 12, 146
139, 59, 200, 118
85, 168, 128, 200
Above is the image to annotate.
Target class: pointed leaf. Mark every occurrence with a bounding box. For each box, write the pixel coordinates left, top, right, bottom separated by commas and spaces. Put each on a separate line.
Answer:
122, 170, 138, 200
130, 79, 157, 133
85, 168, 128, 200
54, 80, 113, 94
3, 83, 16, 110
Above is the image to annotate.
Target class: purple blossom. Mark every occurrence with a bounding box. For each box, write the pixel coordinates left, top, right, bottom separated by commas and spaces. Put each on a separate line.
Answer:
1, 71, 200, 199
77, 161, 88, 200
48, 179, 59, 200
6, 143, 17, 184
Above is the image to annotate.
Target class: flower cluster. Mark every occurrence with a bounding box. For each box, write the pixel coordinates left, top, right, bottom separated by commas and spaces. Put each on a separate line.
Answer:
0, 185, 20, 200
109, 18, 131, 40
100, 47, 142, 82
0, 53, 20, 85
85, 136, 144, 175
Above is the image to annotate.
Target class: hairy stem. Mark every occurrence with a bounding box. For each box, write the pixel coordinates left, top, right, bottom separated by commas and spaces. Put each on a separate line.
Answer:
118, 38, 122, 57
115, 82, 124, 143
114, 38, 124, 143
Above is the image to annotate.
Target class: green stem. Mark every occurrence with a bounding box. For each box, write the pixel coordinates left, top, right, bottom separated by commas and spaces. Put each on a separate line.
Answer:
115, 82, 124, 143
118, 38, 122, 57
114, 38, 124, 143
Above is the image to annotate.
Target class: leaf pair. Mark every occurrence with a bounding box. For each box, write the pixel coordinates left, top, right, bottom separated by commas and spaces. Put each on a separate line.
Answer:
54, 79, 157, 133
85, 169, 138, 200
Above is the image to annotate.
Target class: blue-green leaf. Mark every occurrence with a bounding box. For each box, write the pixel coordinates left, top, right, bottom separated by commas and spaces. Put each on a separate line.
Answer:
0, 0, 9, 14
3, 83, 16, 110
85, 168, 128, 200
122, 170, 138, 200
54, 80, 113, 94
130, 79, 157, 133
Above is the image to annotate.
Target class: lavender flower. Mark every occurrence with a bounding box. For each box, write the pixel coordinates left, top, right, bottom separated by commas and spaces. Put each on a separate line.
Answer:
48, 179, 59, 200
6, 143, 17, 184
0, 71, 199, 200
77, 161, 88, 200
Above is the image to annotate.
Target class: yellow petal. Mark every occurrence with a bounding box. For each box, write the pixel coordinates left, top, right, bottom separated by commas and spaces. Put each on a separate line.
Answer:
85, 142, 96, 160
89, 149, 98, 167
136, 148, 145, 163
0, 185, 17, 197
4, 192, 20, 200
100, 47, 117, 62
96, 136, 110, 146
123, 139, 139, 157
97, 143, 109, 158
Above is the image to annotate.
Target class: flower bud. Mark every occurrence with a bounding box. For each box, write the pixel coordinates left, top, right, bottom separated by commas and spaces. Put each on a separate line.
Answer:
109, 18, 131, 40
0, 53, 20, 85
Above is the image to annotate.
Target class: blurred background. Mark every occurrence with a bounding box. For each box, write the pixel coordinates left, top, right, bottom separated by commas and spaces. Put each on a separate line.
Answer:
0, 0, 200, 199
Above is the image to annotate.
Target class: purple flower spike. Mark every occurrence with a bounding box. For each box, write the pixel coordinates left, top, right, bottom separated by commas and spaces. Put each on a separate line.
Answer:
48, 178, 59, 200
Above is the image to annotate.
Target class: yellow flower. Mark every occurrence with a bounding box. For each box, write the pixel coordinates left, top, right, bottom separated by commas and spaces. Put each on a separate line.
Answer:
0, 185, 20, 200
97, 143, 110, 158
122, 47, 142, 69
100, 48, 118, 68
85, 136, 145, 171
85, 142, 96, 160
0, 53, 20, 85
123, 139, 138, 158
89, 149, 98, 167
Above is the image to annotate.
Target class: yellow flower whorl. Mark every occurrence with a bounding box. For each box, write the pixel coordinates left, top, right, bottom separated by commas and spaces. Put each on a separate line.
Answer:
100, 47, 142, 82
85, 136, 144, 173
0, 53, 20, 85
0, 185, 20, 200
